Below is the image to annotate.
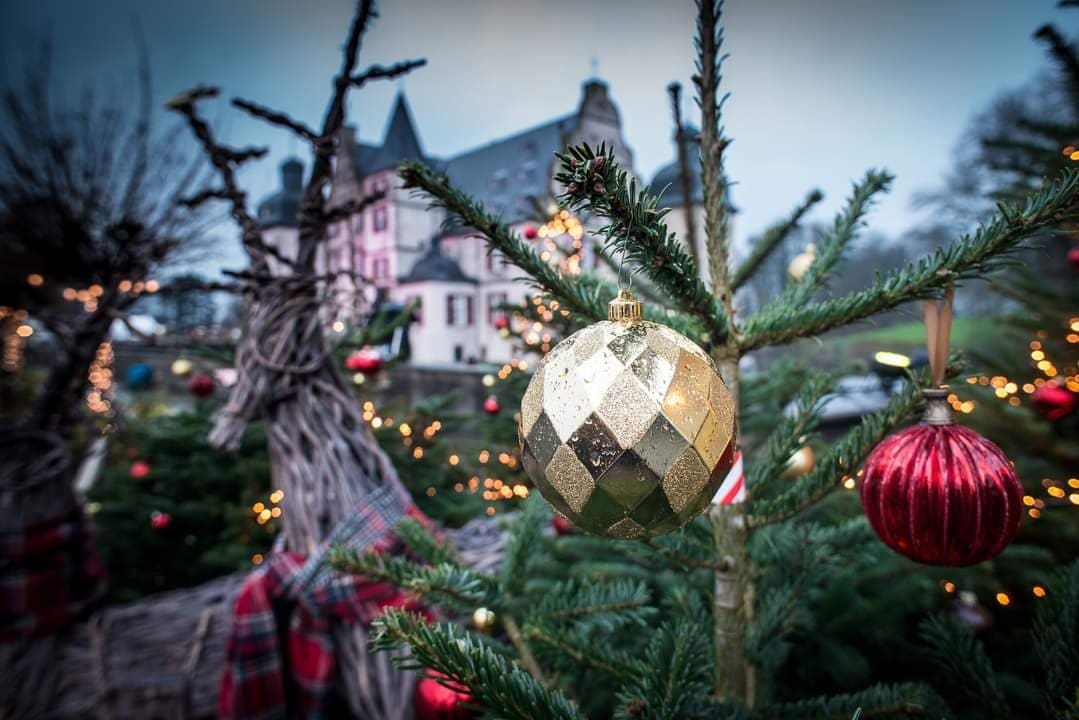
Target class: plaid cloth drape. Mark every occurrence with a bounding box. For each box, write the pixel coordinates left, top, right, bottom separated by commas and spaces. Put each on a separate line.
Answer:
0, 508, 107, 642
219, 495, 432, 720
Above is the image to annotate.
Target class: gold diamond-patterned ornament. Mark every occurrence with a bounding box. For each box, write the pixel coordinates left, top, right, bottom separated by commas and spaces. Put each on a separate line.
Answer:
519, 289, 737, 539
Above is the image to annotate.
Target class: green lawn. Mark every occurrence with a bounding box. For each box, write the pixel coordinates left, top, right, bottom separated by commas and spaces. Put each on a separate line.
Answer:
835, 316, 997, 350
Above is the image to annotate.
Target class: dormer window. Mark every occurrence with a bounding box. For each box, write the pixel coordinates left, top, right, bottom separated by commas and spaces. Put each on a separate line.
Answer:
489, 169, 509, 194
520, 161, 537, 183
374, 206, 388, 232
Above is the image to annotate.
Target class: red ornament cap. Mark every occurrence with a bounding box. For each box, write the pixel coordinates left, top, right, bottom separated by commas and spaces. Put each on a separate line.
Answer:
483, 395, 500, 415
130, 460, 151, 479
860, 390, 1023, 566
523, 225, 538, 240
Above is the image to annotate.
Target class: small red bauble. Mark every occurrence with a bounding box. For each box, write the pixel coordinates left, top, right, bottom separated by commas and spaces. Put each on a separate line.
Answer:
130, 461, 151, 479
482, 395, 500, 415
188, 373, 215, 398
414, 672, 477, 720
551, 514, 574, 535
1032, 382, 1076, 421
150, 511, 171, 530
493, 315, 509, 331
523, 225, 538, 240
860, 390, 1022, 566
346, 348, 383, 374
1068, 246, 1079, 272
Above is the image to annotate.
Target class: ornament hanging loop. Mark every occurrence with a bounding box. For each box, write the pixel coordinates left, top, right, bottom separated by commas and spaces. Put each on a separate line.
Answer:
922, 282, 955, 388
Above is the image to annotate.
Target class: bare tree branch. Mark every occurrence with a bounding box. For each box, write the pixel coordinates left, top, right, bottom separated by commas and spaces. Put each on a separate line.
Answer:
349, 58, 427, 88
231, 98, 320, 143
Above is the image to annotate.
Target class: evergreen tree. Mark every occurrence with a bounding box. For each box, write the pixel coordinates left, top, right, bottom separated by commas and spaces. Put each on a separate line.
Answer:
332, 3, 1079, 718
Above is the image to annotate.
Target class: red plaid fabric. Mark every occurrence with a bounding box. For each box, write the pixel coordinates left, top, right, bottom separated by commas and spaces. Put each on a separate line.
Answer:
219, 496, 433, 720
0, 508, 107, 642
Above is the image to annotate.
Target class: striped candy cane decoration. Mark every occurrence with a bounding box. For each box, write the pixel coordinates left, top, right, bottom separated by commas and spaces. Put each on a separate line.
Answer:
712, 450, 744, 505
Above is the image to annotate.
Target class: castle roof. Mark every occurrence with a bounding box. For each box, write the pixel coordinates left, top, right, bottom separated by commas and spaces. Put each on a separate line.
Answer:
358, 93, 429, 173
398, 240, 477, 285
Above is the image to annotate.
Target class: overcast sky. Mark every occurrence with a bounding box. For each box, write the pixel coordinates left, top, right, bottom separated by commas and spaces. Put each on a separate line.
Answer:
2, 0, 1073, 275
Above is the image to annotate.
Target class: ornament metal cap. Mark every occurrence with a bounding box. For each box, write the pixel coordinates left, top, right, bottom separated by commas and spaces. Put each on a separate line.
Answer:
608, 288, 642, 323
922, 387, 953, 426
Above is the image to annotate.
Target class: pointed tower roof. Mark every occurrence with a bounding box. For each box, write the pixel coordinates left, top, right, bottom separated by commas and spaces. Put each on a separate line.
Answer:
369, 93, 426, 171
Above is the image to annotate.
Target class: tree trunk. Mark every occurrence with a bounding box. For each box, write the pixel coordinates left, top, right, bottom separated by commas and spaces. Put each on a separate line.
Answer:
709, 351, 754, 706
27, 308, 114, 435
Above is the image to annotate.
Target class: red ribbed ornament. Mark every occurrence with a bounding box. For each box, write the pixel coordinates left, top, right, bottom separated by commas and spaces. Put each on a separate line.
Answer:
860, 389, 1022, 566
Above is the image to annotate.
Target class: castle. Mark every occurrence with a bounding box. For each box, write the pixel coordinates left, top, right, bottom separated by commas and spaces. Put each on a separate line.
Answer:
257, 79, 705, 367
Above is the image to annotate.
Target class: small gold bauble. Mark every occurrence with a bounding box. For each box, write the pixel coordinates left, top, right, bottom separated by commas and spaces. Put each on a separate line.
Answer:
779, 445, 815, 480
519, 290, 736, 539
787, 243, 817, 281
170, 358, 193, 377
471, 606, 497, 632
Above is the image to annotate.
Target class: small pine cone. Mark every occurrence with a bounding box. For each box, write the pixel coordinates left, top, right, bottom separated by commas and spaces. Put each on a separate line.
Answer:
654, 258, 664, 268
570, 158, 582, 169
593, 181, 606, 195
567, 182, 580, 194
591, 156, 606, 172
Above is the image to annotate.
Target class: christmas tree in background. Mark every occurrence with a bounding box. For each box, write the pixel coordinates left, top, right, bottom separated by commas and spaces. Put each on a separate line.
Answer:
331, 2, 1079, 718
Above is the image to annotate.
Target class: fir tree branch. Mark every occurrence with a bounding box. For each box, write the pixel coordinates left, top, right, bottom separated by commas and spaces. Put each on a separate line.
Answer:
529, 578, 652, 627
327, 549, 494, 610
695, 0, 736, 313
524, 622, 637, 680
732, 189, 824, 291
779, 171, 893, 307
613, 620, 714, 720
919, 614, 1011, 720
747, 372, 834, 492
1034, 23, 1079, 114
554, 145, 729, 345
748, 371, 930, 527
398, 161, 607, 323
372, 610, 582, 720
1031, 560, 1079, 718
501, 494, 548, 598
394, 516, 460, 566
740, 168, 1079, 351
754, 683, 940, 719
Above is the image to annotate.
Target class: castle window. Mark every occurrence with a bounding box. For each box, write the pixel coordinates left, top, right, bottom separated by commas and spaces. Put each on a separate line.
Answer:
489, 170, 508, 194
487, 292, 507, 325
374, 206, 388, 232
520, 161, 537, 183
373, 257, 389, 279
352, 213, 364, 233
327, 222, 339, 238
446, 294, 474, 327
